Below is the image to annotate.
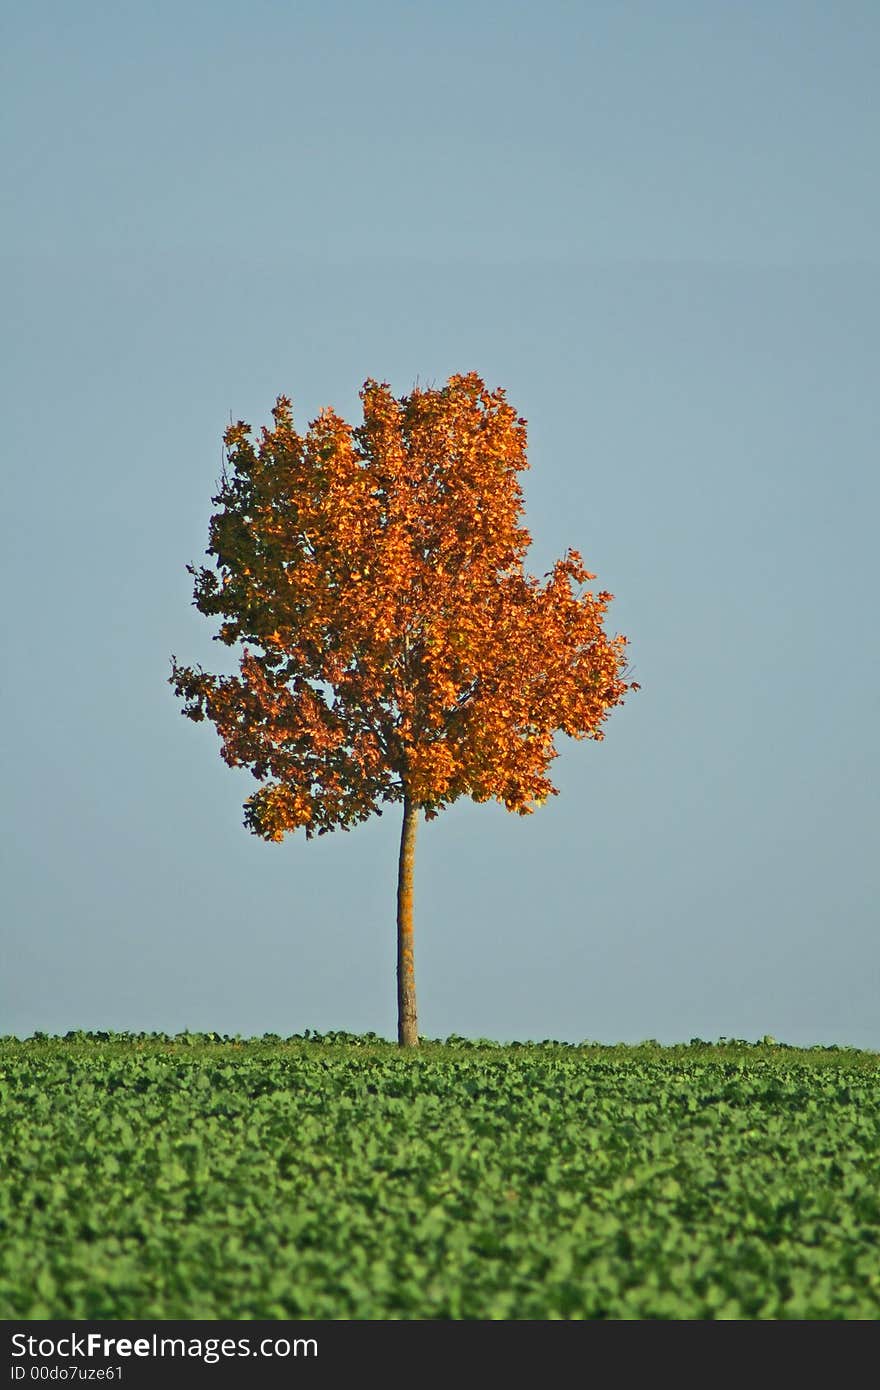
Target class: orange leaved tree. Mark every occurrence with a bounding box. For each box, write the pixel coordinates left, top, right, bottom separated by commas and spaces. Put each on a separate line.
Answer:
170, 373, 636, 1046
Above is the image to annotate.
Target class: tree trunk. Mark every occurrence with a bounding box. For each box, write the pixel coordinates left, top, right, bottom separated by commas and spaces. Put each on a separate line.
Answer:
396, 795, 419, 1047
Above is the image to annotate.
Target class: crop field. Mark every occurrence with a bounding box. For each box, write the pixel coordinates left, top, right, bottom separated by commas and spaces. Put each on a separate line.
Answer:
1, 1033, 879, 1319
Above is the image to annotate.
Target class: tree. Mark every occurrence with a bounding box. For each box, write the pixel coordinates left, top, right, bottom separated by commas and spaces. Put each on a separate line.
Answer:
170, 373, 637, 1046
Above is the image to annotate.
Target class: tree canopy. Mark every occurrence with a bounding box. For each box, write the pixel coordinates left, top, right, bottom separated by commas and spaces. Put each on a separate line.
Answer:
171, 373, 636, 841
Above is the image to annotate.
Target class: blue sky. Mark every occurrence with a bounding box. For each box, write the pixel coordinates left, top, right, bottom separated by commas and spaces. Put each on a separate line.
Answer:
3, 1, 878, 1045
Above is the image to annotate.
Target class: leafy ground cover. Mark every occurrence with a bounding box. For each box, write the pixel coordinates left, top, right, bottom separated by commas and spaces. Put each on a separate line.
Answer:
1, 1033, 878, 1318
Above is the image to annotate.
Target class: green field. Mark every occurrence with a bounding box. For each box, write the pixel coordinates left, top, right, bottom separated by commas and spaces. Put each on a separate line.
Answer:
2, 1033, 879, 1319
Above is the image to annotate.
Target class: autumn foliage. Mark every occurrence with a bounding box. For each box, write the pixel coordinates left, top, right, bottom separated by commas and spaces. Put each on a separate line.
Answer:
171, 373, 636, 1043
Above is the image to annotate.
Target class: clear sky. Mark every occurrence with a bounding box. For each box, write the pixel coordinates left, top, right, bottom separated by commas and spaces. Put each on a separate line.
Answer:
3, 1, 878, 1046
